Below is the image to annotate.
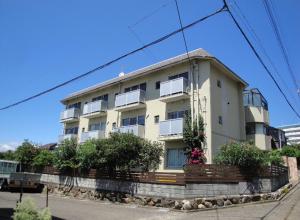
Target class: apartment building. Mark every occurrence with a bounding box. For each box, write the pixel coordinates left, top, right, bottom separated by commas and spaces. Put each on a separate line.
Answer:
59, 48, 247, 171
278, 124, 300, 145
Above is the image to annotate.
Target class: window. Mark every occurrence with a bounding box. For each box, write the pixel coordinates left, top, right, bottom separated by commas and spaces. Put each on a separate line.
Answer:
122, 115, 145, 126
92, 94, 108, 102
112, 122, 116, 129
218, 116, 223, 125
246, 123, 256, 135
124, 83, 147, 93
217, 80, 222, 88
65, 127, 78, 134
166, 148, 186, 169
89, 122, 106, 131
167, 110, 188, 120
154, 115, 159, 124
168, 72, 188, 80
66, 102, 81, 109
155, 81, 160, 89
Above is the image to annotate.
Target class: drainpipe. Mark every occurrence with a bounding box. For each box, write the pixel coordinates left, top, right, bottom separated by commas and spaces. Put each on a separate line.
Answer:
190, 62, 194, 125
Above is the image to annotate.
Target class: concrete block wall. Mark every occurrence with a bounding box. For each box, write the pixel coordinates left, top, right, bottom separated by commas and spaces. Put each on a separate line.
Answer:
40, 174, 288, 199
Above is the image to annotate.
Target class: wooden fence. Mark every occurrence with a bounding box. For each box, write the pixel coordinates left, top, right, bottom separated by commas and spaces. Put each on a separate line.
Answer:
27, 164, 288, 186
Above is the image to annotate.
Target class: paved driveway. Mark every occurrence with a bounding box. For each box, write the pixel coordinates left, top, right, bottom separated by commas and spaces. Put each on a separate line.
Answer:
0, 184, 299, 220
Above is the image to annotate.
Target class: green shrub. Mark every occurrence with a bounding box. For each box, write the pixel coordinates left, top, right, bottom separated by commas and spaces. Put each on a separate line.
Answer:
264, 150, 283, 165
33, 150, 55, 168
280, 146, 300, 158
214, 142, 265, 170
13, 197, 51, 220
0, 150, 16, 160
77, 139, 101, 170
54, 138, 79, 170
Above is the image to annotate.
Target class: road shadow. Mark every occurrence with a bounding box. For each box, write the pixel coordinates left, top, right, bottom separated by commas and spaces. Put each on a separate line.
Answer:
0, 208, 65, 220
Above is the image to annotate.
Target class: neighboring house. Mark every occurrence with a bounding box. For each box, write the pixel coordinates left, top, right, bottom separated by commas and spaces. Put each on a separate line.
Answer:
243, 88, 287, 150
40, 143, 57, 151
59, 48, 248, 171
277, 124, 300, 145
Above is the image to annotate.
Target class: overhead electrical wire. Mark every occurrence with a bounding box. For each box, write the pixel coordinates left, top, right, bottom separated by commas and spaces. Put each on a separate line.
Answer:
262, 0, 300, 96
174, 0, 192, 66
223, 0, 300, 119
230, 0, 300, 109
0, 5, 227, 111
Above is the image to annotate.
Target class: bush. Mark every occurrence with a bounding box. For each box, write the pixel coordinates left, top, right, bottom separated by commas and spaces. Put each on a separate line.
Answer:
14, 140, 39, 170
54, 138, 79, 170
264, 150, 283, 165
33, 150, 55, 168
77, 139, 101, 170
280, 146, 300, 158
13, 197, 51, 220
214, 142, 266, 171
0, 150, 16, 160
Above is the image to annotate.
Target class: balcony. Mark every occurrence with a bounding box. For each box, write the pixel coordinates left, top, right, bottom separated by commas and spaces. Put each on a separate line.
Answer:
159, 77, 189, 103
112, 124, 145, 138
58, 134, 78, 143
82, 100, 108, 118
158, 118, 184, 141
80, 130, 105, 143
60, 108, 80, 123
115, 89, 146, 112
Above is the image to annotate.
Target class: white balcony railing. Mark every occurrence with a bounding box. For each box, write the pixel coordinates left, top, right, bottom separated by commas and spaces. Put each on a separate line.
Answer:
58, 134, 78, 143
159, 118, 184, 136
80, 130, 105, 143
112, 124, 145, 138
160, 77, 188, 97
83, 100, 108, 115
115, 89, 145, 108
60, 108, 80, 121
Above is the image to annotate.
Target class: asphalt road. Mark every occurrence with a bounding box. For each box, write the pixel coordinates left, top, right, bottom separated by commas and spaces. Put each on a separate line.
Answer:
0, 184, 299, 220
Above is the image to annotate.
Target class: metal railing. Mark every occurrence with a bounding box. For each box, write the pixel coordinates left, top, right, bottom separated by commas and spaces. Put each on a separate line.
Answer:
160, 77, 188, 97
83, 100, 108, 115
159, 118, 184, 136
115, 89, 146, 107
60, 108, 80, 121
80, 130, 105, 143
112, 124, 145, 138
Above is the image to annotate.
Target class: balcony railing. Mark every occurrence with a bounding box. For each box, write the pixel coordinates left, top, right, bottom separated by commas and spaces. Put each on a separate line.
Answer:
115, 89, 145, 108
58, 134, 78, 143
160, 77, 188, 97
83, 100, 108, 115
80, 130, 105, 143
60, 108, 80, 121
112, 124, 145, 138
159, 118, 184, 136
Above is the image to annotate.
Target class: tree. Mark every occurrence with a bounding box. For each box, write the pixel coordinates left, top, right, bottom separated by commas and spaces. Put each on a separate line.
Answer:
33, 150, 55, 168
0, 150, 16, 160
54, 138, 79, 171
14, 140, 38, 170
183, 113, 206, 164
76, 139, 102, 170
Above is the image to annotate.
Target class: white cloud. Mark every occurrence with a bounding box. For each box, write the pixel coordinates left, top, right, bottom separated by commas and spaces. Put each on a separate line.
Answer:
0, 142, 21, 152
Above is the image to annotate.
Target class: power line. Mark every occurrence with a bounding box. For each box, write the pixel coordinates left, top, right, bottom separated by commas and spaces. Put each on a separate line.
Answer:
223, 0, 300, 119
229, 0, 300, 109
0, 5, 226, 111
262, 0, 300, 96
174, 0, 192, 66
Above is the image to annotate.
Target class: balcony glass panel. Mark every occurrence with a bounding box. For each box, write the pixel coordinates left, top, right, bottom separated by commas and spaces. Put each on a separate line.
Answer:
160, 77, 188, 97
115, 89, 145, 107
80, 130, 105, 143
112, 124, 144, 137
83, 100, 108, 115
159, 118, 184, 136
60, 108, 80, 120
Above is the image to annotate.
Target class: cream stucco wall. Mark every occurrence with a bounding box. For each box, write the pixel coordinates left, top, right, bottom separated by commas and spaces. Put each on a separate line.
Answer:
245, 106, 269, 125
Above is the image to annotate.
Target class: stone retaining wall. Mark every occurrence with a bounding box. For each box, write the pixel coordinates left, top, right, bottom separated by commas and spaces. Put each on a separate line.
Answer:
40, 173, 288, 199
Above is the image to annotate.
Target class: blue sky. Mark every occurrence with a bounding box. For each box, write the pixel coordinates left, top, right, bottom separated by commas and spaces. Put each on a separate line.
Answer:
0, 0, 299, 150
